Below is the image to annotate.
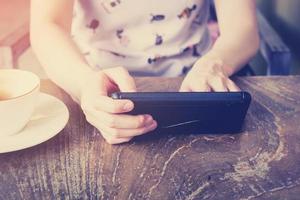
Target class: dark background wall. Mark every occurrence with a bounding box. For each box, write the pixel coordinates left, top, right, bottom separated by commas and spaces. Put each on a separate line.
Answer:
257, 0, 300, 74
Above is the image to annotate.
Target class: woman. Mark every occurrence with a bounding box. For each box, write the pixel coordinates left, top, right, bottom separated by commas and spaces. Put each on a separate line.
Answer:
30, 0, 259, 144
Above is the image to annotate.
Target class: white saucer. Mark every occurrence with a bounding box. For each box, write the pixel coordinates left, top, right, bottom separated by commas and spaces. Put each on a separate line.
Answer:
0, 93, 69, 153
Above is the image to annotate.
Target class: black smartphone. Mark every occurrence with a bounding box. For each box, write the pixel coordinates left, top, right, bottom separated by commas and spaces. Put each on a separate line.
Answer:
111, 92, 251, 134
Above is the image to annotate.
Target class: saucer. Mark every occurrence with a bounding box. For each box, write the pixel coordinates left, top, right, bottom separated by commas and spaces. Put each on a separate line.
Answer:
0, 93, 69, 153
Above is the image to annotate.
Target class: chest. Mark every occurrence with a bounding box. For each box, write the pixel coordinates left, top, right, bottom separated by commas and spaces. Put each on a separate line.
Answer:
79, 0, 206, 28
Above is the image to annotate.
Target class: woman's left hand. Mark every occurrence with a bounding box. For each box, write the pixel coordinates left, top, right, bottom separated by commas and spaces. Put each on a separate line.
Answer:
180, 57, 240, 92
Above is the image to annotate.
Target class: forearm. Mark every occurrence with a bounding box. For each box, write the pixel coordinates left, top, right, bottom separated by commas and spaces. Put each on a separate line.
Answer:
205, 29, 260, 76
30, 23, 94, 101
210, 0, 260, 76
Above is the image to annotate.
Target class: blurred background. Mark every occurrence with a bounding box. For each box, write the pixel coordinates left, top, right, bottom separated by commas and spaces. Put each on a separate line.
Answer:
256, 0, 300, 75
0, 0, 299, 78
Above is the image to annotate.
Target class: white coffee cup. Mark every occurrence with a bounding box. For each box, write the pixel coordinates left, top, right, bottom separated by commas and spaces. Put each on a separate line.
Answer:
0, 69, 40, 137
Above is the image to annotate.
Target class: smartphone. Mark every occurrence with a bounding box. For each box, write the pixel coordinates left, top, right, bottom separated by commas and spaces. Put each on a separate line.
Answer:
111, 92, 251, 134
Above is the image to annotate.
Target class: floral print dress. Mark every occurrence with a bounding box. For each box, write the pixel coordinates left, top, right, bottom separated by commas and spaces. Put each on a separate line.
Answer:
72, 0, 211, 77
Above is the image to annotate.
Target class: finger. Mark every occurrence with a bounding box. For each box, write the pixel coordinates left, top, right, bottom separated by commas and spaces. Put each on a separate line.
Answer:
208, 78, 228, 92
104, 67, 137, 92
93, 95, 134, 114
179, 82, 192, 92
85, 115, 133, 144
185, 78, 211, 92
190, 82, 211, 92
99, 120, 157, 138
226, 79, 241, 92
89, 110, 154, 129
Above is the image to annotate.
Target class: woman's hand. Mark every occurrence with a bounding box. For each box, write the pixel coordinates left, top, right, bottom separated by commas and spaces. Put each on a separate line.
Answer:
180, 57, 240, 92
80, 67, 157, 144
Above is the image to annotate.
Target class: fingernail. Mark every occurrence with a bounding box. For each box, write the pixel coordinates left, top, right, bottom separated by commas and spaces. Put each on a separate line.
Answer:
123, 102, 133, 111
148, 120, 157, 130
144, 115, 153, 126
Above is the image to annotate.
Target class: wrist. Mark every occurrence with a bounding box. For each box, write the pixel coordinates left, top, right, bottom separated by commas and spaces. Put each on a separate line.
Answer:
196, 53, 234, 77
71, 64, 98, 103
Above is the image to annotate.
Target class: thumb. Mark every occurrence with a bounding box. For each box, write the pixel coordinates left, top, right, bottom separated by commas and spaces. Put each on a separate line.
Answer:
104, 67, 137, 92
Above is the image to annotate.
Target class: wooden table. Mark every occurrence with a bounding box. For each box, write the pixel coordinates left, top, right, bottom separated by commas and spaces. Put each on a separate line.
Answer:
1, 76, 300, 200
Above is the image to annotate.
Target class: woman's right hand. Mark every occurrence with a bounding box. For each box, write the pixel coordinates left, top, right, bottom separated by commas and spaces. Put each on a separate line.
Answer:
80, 67, 157, 144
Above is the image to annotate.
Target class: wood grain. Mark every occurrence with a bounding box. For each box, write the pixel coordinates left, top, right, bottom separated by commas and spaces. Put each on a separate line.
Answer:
0, 76, 300, 200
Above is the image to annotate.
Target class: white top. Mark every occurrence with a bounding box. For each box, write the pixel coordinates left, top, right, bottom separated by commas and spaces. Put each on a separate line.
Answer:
72, 0, 211, 77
